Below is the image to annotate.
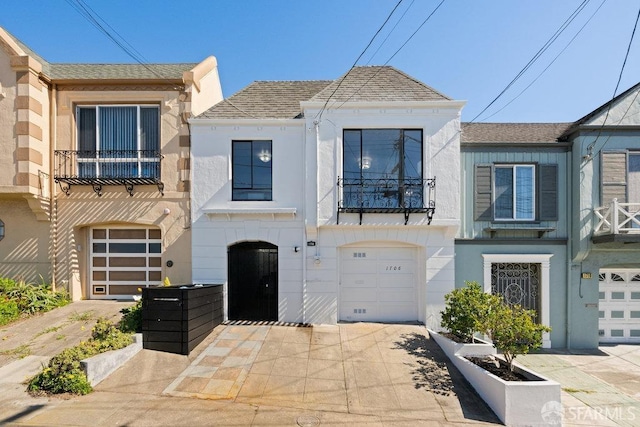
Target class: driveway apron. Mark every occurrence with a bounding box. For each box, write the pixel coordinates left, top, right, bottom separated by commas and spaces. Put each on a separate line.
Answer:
163, 322, 498, 425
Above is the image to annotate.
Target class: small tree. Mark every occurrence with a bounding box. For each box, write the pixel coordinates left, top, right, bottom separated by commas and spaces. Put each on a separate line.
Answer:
482, 302, 551, 372
441, 281, 500, 343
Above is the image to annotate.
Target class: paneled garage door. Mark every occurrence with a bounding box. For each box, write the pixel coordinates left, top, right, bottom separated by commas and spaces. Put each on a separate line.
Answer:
90, 227, 162, 299
340, 246, 417, 322
599, 269, 640, 343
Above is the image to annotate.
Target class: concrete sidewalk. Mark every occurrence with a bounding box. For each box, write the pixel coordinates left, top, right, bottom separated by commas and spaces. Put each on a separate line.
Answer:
3, 303, 640, 426
518, 346, 640, 427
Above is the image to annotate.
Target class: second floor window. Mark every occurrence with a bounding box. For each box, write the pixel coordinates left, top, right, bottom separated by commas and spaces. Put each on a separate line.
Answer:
343, 129, 423, 209
474, 163, 557, 222
495, 165, 535, 220
232, 140, 272, 201
77, 106, 160, 179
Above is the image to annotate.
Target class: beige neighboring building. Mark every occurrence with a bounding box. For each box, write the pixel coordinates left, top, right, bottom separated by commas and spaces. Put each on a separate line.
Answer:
0, 26, 222, 300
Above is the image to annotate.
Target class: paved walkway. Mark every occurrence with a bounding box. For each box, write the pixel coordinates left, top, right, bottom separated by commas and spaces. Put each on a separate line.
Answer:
519, 346, 640, 427
3, 302, 640, 426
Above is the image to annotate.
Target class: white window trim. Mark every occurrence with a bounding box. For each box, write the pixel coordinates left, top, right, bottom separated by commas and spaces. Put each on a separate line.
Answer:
494, 164, 536, 221
482, 253, 552, 348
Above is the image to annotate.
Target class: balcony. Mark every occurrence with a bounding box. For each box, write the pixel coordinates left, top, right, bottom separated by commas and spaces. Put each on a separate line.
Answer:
593, 199, 640, 243
54, 150, 164, 196
337, 177, 436, 225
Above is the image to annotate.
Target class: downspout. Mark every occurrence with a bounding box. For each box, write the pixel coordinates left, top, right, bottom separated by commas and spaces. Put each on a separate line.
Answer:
49, 83, 57, 291
302, 120, 308, 324
566, 146, 572, 349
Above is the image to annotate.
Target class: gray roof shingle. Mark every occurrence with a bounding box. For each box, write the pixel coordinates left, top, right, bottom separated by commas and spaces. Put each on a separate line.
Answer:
461, 122, 573, 143
199, 80, 332, 119
49, 63, 195, 81
198, 66, 451, 120
310, 66, 451, 103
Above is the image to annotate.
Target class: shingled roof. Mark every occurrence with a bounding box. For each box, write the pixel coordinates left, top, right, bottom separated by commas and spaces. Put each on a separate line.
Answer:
198, 66, 451, 120
49, 63, 196, 81
199, 81, 332, 119
1, 26, 193, 82
461, 122, 573, 143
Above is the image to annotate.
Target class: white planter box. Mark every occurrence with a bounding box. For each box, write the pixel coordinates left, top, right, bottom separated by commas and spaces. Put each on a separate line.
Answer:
430, 330, 560, 426
428, 329, 496, 356
81, 333, 142, 386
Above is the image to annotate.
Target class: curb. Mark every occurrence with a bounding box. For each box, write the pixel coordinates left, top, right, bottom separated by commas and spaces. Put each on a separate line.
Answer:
80, 333, 142, 386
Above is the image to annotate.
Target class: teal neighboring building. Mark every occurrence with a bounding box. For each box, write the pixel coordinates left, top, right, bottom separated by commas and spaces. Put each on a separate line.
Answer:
456, 83, 640, 349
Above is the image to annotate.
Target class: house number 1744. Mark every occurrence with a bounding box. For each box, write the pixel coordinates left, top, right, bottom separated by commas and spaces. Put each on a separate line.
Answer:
386, 266, 401, 271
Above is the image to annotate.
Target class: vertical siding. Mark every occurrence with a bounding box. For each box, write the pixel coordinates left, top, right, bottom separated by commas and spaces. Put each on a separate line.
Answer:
460, 149, 568, 239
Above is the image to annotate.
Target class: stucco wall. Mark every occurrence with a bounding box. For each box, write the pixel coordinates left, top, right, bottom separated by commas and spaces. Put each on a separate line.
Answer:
0, 199, 50, 282
0, 46, 17, 187
54, 88, 191, 299
455, 242, 568, 348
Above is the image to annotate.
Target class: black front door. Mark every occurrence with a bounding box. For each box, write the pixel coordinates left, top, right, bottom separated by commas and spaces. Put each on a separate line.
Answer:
228, 242, 278, 321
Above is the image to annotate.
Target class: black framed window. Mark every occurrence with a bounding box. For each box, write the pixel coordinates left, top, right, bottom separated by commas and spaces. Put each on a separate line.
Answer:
0, 219, 4, 241
342, 129, 422, 208
76, 105, 160, 179
232, 140, 272, 201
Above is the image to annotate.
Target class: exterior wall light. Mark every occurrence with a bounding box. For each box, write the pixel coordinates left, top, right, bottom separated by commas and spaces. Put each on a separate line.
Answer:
294, 246, 300, 253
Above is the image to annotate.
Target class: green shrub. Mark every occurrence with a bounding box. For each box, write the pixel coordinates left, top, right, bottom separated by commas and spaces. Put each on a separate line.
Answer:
0, 277, 69, 317
440, 281, 501, 342
482, 303, 551, 372
28, 318, 133, 395
119, 299, 142, 333
0, 299, 20, 326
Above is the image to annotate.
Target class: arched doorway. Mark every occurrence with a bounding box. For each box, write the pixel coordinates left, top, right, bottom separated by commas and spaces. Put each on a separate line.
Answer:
228, 242, 278, 321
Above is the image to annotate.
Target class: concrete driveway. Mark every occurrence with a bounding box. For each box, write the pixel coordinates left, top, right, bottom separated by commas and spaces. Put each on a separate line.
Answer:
4, 321, 500, 426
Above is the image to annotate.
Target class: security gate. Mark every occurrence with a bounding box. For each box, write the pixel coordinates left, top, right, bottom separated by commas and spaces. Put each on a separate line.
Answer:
491, 262, 541, 322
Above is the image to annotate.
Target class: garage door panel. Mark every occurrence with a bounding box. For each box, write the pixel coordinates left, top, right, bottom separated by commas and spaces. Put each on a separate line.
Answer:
341, 288, 377, 302
378, 273, 414, 288
599, 269, 640, 343
378, 289, 415, 303
340, 246, 418, 322
90, 226, 162, 299
341, 273, 378, 287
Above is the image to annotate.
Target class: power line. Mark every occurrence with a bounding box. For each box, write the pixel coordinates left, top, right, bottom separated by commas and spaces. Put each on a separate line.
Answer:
483, 0, 607, 121
332, 0, 446, 111
64, 0, 183, 89
470, 0, 592, 123
365, 0, 416, 65
315, 0, 404, 122
585, 4, 640, 160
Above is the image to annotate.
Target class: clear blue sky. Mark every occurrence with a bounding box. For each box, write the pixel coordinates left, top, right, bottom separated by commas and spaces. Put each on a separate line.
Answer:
2, 0, 639, 123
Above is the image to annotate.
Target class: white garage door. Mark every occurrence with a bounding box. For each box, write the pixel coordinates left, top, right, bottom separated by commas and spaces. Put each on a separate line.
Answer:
89, 226, 163, 299
599, 269, 640, 343
340, 246, 417, 322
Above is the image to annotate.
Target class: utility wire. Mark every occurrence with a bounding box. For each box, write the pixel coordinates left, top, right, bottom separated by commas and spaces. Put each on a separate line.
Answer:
469, 0, 591, 123
483, 0, 607, 121
585, 4, 640, 159
65, 0, 183, 89
365, 0, 416, 65
332, 0, 446, 111
315, 0, 404, 121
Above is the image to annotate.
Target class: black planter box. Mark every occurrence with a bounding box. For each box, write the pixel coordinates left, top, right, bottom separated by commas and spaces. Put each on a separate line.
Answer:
142, 284, 223, 355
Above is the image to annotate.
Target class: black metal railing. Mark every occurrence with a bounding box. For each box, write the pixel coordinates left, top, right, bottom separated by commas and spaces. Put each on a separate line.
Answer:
54, 150, 163, 196
337, 177, 436, 224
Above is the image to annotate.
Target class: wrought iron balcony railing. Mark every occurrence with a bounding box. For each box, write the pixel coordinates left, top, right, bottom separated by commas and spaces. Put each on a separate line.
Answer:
593, 199, 640, 243
54, 150, 163, 196
337, 177, 435, 225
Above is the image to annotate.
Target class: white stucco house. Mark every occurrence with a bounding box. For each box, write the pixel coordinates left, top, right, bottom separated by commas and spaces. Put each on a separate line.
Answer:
190, 66, 464, 329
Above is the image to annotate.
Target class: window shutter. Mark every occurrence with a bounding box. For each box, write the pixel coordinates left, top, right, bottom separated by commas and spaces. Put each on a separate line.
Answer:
474, 165, 492, 220
601, 151, 627, 204
538, 164, 558, 221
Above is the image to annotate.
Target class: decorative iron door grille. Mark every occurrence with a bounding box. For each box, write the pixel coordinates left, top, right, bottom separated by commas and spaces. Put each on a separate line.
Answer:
491, 262, 541, 323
